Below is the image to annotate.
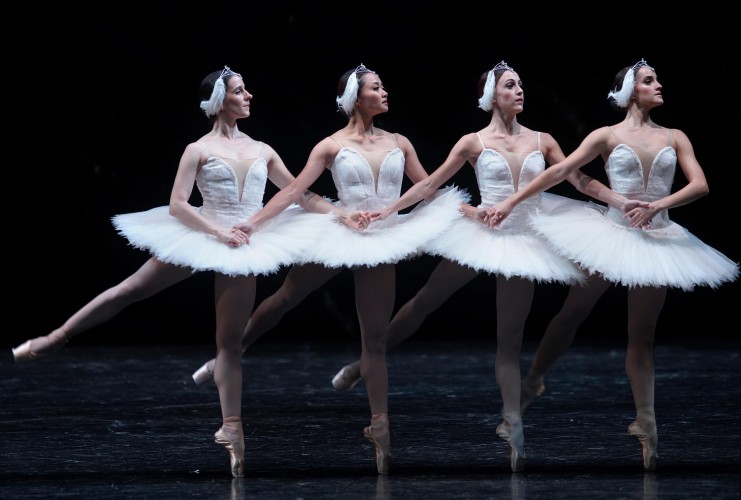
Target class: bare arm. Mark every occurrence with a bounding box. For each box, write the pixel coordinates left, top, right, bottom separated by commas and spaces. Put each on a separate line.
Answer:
487, 127, 610, 226
652, 129, 708, 207
261, 143, 339, 215
540, 132, 621, 206
397, 133, 430, 184
370, 134, 474, 221
169, 142, 248, 246
624, 129, 709, 228
542, 132, 646, 217
234, 138, 371, 235
241, 139, 337, 231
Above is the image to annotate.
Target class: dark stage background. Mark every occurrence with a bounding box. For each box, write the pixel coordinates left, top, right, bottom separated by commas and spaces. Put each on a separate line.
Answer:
11, 5, 738, 350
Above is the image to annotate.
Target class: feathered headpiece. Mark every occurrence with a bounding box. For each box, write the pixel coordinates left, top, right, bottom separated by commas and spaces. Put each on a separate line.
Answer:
336, 64, 375, 117
607, 58, 653, 109
200, 66, 241, 117
478, 61, 515, 112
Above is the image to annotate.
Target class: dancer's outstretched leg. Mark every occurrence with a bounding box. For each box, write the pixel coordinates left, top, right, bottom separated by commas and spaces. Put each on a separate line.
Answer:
13, 258, 193, 362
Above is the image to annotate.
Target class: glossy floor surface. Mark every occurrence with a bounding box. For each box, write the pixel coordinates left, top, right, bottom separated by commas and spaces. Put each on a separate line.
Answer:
2, 339, 739, 499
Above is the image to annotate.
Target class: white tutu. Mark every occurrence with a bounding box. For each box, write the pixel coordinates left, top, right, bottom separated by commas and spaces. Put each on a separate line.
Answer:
112, 204, 318, 277
426, 193, 585, 284
299, 185, 469, 268
529, 202, 740, 291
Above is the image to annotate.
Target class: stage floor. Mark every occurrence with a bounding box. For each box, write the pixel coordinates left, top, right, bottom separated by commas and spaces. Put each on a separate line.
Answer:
2, 339, 739, 499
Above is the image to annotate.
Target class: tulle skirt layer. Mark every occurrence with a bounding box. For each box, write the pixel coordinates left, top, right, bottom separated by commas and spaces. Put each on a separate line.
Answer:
529, 202, 739, 290
426, 193, 585, 284
300, 186, 469, 268
112, 205, 318, 277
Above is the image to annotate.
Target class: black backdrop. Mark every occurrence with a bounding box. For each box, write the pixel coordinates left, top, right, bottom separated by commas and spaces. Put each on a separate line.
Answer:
11, 5, 738, 348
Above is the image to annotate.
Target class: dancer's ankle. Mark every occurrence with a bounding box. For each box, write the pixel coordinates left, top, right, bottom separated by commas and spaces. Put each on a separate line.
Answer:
635, 405, 656, 429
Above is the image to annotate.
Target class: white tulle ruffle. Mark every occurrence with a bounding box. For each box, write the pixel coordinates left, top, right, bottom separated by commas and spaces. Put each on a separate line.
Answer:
300, 185, 469, 268
426, 193, 585, 284
112, 204, 318, 277
529, 202, 740, 291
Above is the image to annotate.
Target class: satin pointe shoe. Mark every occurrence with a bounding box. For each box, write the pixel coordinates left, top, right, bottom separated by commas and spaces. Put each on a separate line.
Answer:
496, 413, 526, 473
192, 359, 216, 385
628, 421, 658, 472
331, 362, 361, 392
363, 413, 391, 474
214, 425, 245, 478
520, 376, 545, 414
12, 328, 71, 363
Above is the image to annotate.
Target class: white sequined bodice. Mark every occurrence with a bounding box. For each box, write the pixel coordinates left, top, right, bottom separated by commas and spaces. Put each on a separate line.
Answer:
330, 146, 404, 227
604, 144, 676, 228
196, 156, 267, 226
474, 134, 544, 230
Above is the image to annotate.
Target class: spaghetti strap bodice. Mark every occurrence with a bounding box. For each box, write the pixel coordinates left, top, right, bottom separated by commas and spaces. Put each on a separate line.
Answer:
527, 128, 738, 289
329, 135, 405, 215
604, 128, 676, 229
111, 140, 320, 277
474, 132, 545, 230
424, 131, 585, 284
196, 156, 268, 225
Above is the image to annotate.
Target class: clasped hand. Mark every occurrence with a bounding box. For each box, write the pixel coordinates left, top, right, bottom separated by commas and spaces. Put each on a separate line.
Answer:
338, 210, 375, 230
481, 198, 654, 230
624, 200, 655, 229
216, 225, 251, 247
224, 211, 377, 246
221, 222, 255, 247
483, 200, 514, 228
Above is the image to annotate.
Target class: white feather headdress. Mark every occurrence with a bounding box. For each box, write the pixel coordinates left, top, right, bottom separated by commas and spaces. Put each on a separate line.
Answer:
336, 64, 374, 117
478, 61, 514, 112
607, 58, 653, 109
200, 66, 241, 118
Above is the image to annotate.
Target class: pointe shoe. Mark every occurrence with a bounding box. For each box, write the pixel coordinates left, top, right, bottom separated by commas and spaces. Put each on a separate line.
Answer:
496, 413, 526, 473
214, 426, 245, 478
12, 328, 71, 363
520, 377, 545, 414
331, 362, 361, 392
363, 413, 391, 474
628, 421, 658, 472
192, 359, 216, 385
